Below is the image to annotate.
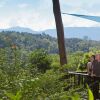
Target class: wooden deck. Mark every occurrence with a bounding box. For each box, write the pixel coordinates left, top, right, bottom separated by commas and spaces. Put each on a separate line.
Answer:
66, 71, 100, 100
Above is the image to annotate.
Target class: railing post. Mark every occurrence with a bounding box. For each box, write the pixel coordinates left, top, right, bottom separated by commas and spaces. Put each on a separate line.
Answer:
78, 75, 81, 86
73, 74, 76, 88
67, 71, 100, 99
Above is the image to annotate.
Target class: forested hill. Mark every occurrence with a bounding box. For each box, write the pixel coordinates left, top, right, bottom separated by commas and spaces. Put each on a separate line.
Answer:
0, 31, 100, 53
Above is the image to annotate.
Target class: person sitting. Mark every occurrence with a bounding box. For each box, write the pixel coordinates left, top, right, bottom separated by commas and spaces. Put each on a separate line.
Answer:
87, 55, 95, 75
91, 54, 100, 100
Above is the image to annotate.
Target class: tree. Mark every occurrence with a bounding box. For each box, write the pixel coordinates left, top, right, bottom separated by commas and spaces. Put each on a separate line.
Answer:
29, 49, 51, 73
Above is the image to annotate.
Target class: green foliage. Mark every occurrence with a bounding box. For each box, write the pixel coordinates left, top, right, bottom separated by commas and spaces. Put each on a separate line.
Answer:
1, 31, 99, 99
1, 31, 100, 53
77, 52, 94, 71
48, 91, 81, 100
63, 51, 84, 71
29, 49, 51, 73
0, 31, 58, 53
70, 93, 81, 100
87, 85, 94, 100
0, 47, 84, 100
50, 54, 60, 70
5, 90, 22, 100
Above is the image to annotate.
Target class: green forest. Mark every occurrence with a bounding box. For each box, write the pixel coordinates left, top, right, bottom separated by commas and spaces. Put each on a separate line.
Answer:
0, 31, 99, 100
1, 31, 100, 53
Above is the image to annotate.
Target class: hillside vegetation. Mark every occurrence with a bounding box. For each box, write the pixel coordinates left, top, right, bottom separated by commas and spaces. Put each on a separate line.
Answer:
0, 31, 100, 53
0, 31, 99, 99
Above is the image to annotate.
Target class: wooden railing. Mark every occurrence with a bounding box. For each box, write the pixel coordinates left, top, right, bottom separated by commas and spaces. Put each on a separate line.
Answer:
65, 71, 100, 100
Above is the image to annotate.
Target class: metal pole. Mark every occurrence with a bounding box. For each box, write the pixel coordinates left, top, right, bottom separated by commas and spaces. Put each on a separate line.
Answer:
52, 0, 67, 65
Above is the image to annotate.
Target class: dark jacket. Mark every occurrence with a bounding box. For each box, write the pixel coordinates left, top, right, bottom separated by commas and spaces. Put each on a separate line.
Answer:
92, 60, 100, 76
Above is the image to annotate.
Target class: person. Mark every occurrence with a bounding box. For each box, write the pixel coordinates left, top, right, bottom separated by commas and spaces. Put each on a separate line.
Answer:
85, 55, 100, 99
91, 54, 100, 100
87, 55, 95, 75
86, 55, 95, 90
92, 54, 100, 77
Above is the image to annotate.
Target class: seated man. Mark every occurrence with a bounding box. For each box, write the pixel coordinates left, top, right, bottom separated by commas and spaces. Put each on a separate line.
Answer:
90, 54, 100, 99
92, 54, 100, 77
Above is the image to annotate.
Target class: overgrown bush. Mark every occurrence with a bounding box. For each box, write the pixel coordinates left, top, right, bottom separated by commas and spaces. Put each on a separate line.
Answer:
29, 49, 52, 73
0, 47, 96, 100
77, 52, 94, 71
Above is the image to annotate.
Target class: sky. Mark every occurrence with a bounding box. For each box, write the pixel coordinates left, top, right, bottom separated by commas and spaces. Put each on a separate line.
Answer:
0, 0, 100, 31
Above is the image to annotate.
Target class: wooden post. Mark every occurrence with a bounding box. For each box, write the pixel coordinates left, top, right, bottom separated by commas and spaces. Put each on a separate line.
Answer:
52, 0, 67, 65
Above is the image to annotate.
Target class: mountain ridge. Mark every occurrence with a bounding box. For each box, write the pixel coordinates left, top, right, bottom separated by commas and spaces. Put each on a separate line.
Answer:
0, 26, 100, 40
0, 26, 37, 34
0, 31, 100, 53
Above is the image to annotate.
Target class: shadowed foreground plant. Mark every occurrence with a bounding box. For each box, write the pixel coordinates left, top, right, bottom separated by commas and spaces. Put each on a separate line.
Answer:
87, 84, 94, 100
4, 90, 22, 100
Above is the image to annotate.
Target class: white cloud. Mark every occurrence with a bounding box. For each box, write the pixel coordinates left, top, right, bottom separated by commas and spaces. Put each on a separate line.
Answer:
0, 19, 10, 29
0, 0, 100, 30
1, 10, 100, 31
4, 10, 55, 31
0, 0, 59, 30
60, 0, 100, 14
60, 0, 100, 28
18, 3, 29, 8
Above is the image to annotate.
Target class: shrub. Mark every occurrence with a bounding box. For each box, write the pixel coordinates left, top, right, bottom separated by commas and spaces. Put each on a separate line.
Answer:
29, 49, 51, 73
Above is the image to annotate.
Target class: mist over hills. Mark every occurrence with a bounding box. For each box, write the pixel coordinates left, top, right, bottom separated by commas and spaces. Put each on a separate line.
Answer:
0, 26, 37, 34
0, 26, 100, 40
44, 27, 100, 40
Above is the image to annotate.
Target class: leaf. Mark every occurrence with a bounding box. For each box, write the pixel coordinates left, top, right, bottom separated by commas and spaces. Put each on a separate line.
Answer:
71, 93, 81, 100
5, 92, 15, 100
87, 84, 94, 100
15, 90, 22, 100
5, 90, 22, 100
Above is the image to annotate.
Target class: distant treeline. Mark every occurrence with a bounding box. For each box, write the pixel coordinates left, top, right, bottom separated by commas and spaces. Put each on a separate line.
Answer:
0, 31, 100, 53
